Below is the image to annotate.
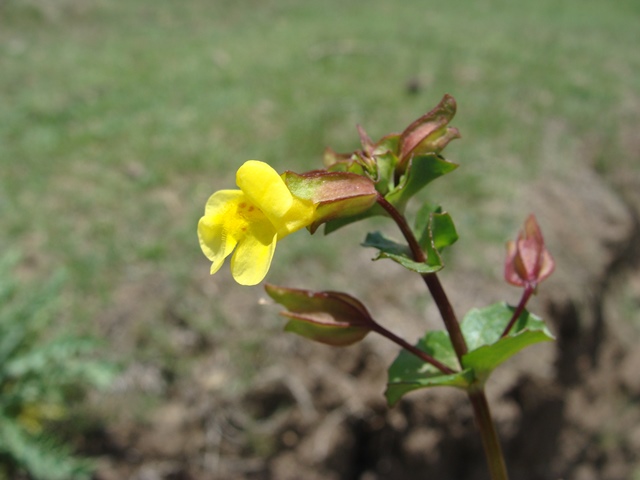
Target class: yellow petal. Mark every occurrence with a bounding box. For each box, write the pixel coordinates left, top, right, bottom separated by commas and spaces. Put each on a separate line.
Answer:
198, 190, 244, 273
198, 216, 237, 274
203, 189, 245, 217
236, 160, 293, 219
275, 196, 316, 238
230, 229, 278, 285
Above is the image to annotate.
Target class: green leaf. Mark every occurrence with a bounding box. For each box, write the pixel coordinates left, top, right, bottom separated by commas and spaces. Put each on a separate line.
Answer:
385, 154, 458, 211
430, 212, 458, 250
362, 231, 411, 257
385, 331, 473, 406
362, 231, 443, 273
461, 302, 555, 384
413, 205, 458, 268
413, 202, 438, 240
385, 302, 555, 406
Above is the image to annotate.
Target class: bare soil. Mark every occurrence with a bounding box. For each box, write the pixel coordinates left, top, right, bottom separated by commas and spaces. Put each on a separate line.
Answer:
87, 164, 640, 480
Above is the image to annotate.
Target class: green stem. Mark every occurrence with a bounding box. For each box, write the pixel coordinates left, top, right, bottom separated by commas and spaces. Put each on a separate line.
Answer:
468, 389, 509, 480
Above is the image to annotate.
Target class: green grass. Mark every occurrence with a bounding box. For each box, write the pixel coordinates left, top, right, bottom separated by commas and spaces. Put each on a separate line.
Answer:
1, 0, 639, 407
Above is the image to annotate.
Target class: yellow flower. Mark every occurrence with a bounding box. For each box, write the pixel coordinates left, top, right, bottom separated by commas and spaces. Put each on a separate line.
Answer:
198, 160, 316, 285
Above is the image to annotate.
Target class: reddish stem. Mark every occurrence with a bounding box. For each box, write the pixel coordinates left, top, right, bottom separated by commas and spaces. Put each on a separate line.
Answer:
501, 285, 534, 338
370, 322, 456, 375
376, 194, 468, 362
375, 195, 510, 479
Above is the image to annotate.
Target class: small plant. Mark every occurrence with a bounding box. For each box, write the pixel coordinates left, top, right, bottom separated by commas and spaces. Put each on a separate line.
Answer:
0, 252, 117, 480
197, 94, 555, 479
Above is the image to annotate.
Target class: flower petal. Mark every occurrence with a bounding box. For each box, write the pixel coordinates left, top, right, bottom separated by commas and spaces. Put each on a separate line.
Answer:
203, 189, 244, 217
198, 216, 236, 274
236, 160, 293, 219
230, 229, 278, 286
504, 240, 525, 287
275, 197, 316, 238
537, 249, 555, 282
198, 190, 244, 274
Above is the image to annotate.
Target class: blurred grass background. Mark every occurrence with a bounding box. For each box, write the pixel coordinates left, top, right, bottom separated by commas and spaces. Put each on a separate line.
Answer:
1, 0, 639, 471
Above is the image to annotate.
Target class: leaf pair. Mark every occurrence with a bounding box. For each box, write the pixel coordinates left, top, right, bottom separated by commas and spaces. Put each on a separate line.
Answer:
385, 302, 554, 406
363, 204, 458, 274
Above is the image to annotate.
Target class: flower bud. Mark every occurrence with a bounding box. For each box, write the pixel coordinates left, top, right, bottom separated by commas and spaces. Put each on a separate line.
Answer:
504, 214, 555, 290
397, 94, 461, 168
265, 284, 375, 346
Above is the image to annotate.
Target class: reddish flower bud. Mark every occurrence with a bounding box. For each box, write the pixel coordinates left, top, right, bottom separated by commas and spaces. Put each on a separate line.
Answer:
397, 94, 461, 167
265, 284, 375, 347
323, 95, 460, 180
504, 214, 555, 290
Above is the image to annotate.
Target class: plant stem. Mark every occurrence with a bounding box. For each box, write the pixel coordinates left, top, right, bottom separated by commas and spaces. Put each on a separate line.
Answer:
375, 194, 426, 263
500, 285, 534, 338
377, 194, 509, 479
370, 322, 456, 375
420, 273, 468, 361
468, 389, 509, 480
376, 194, 468, 363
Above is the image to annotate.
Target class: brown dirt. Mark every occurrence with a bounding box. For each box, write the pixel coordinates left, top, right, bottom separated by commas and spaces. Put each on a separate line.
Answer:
85, 163, 640, 480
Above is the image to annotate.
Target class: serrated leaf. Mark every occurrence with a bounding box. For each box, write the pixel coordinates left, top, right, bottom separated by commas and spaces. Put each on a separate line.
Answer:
363, 231, 443, 273
385, 331, 472, 406
461, 302, 555, 384
385, 154, 458, 211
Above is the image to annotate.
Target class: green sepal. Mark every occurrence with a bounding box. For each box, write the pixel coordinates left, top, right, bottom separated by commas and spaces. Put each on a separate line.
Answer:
385, 331, 473, 407
460, 302, 555, 384
323, 149, 367, 175
385, 154, 458, 212
372, 150, 398, 196
373, 133, 401, 157
362, 231, 443, 273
